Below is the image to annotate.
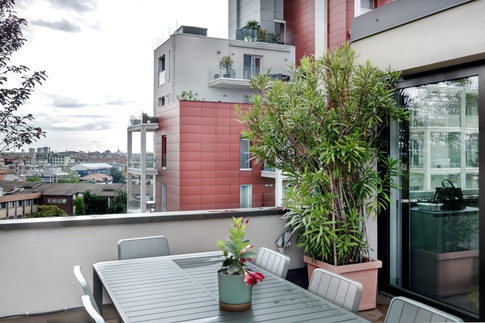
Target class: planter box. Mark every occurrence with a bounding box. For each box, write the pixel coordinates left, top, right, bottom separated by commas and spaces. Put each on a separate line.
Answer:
304, 255, 382, 311
410, 248, 478, 297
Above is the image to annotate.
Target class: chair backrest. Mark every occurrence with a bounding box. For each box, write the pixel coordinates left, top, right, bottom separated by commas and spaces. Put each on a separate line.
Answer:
82, 295, 105, 323
253, 247, 290, 278
118, 235, 170, 260
384, 296, 464, 323
307, 268, 363, 313
73, 265, 100, 315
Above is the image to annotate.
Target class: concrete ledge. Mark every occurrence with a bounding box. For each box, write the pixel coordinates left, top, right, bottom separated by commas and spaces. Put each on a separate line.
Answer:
0, 207, 284, 230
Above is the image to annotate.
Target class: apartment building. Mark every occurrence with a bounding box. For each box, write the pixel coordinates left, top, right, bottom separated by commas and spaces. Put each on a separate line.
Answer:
127, 25, 295, 213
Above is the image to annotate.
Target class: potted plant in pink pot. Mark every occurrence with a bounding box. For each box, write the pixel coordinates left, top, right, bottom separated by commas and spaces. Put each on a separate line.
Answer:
237, 44, 407, 311
217, 217, 264, 312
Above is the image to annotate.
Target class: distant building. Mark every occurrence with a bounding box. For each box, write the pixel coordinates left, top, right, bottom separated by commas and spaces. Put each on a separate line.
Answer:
24, 168, 70, 183
71, 163, 112, 177
0, 181, 126, 218
24, 153, 76, 168
80, 173, 113, 184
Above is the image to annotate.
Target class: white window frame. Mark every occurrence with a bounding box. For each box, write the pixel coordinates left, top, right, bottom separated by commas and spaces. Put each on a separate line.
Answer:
240, 136, 251, 169
240, 185, 252, 208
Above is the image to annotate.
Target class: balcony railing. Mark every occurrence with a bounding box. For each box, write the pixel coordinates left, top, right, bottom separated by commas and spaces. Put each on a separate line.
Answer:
128, 156, 156, 169
208, 65, 292, 83
0, 207, 299, 319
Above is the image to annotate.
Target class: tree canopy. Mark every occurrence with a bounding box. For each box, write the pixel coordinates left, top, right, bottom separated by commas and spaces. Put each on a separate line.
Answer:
33, 205, 66, 218
0, 0, 47, 152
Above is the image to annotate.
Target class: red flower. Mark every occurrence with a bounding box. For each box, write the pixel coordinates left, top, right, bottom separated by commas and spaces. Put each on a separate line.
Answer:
244, 271, 265, 286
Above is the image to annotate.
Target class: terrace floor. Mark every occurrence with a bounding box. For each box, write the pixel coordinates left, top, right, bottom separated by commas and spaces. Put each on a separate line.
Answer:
0, 268, 391, 323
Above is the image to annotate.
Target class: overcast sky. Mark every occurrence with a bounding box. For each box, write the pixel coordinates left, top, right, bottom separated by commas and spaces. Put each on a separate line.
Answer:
12, 0, 228, 153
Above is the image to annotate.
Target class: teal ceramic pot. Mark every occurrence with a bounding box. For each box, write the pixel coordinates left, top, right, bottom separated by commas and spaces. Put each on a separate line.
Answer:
217, 270, 252, 312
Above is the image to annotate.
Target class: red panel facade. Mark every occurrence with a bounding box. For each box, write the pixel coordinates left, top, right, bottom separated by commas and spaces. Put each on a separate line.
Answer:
155, 101, 275, 211
285, 0, 316, 64
285, 0, 394, 59
328, 0, 354, 48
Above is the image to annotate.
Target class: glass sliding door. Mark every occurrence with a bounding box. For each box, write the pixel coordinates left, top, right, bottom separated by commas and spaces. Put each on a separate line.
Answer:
392, 76, 479, 315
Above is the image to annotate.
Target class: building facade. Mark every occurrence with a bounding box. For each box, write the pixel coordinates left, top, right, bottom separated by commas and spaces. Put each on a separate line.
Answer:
126, 26, 295, 213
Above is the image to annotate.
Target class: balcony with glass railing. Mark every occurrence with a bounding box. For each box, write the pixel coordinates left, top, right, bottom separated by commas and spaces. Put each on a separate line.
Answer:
208, 65, 292, 88
128, 154, 157, 171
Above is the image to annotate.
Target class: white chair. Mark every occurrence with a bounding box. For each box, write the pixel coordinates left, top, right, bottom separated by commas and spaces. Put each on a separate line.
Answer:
307, 268, 363, 313
73, 265, 103, 322
384, 296, 464, 323
118, 235, 170, 260
82, 295, 105, 323
253, 247, 290, 278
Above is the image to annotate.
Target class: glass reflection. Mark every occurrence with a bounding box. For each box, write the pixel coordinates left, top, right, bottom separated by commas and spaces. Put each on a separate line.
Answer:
399, 76, 479, 314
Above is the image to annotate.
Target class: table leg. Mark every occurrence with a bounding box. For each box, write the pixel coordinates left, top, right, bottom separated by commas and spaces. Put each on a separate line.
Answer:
93, 267, 103, 316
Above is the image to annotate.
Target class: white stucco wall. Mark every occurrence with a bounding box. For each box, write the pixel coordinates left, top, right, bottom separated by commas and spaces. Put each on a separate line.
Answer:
351, 1, 485, 75
154, 32, 295, 107
0, 212, 301, 318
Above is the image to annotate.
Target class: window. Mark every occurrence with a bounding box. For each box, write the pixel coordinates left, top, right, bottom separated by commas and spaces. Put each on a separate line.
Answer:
354, 0, 374, 17
47, 198, 67, 204
240, 136, 250, 169
274, 20, 286, 44
161, 182, 167, 211
243, 55, 262, 79
161, 135, 167, 169
240, 185, 252, 208
158, 96, 165, 107
158, 55, 166, 86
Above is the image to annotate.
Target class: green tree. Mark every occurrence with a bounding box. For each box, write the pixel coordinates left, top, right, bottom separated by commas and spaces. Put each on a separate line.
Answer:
73, 196, 86, 215
237, 44, 407, 265
26, 175, 41, 181
0, 0, 47, 152
107, 190, 127, 214
109, 167, 125, 183
83, 190, 108, 215
33, 205, 66, 217
57, 178, 79, 183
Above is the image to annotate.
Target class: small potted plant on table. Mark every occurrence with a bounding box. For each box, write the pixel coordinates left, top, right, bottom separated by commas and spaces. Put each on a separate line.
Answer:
217, 217, 264, 312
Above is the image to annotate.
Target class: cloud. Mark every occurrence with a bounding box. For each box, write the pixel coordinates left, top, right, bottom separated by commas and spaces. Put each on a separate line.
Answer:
47, 0, 97, 13
30, 18, 82, 33
45, 94, 134, 109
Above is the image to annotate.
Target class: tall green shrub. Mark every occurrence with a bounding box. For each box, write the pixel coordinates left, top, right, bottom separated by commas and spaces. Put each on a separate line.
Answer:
237, 44, 407, 265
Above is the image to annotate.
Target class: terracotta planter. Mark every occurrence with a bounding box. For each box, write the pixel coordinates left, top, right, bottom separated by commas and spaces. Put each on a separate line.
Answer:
410, 248, 478, 297
304, 255, 382, 311
217, 270, 252, 312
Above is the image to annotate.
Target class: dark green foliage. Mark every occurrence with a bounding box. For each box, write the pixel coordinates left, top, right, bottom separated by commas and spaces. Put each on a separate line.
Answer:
107, 190, 127, 214
33, 205, 66, 217
109, 167, 125, 183
83, 190, 108, 215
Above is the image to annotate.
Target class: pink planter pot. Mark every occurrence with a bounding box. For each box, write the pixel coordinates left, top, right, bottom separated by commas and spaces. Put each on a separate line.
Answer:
304, 255, 382, 311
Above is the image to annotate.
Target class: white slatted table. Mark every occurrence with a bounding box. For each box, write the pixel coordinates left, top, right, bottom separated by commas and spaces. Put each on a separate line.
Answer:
93, 251, 370, 322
